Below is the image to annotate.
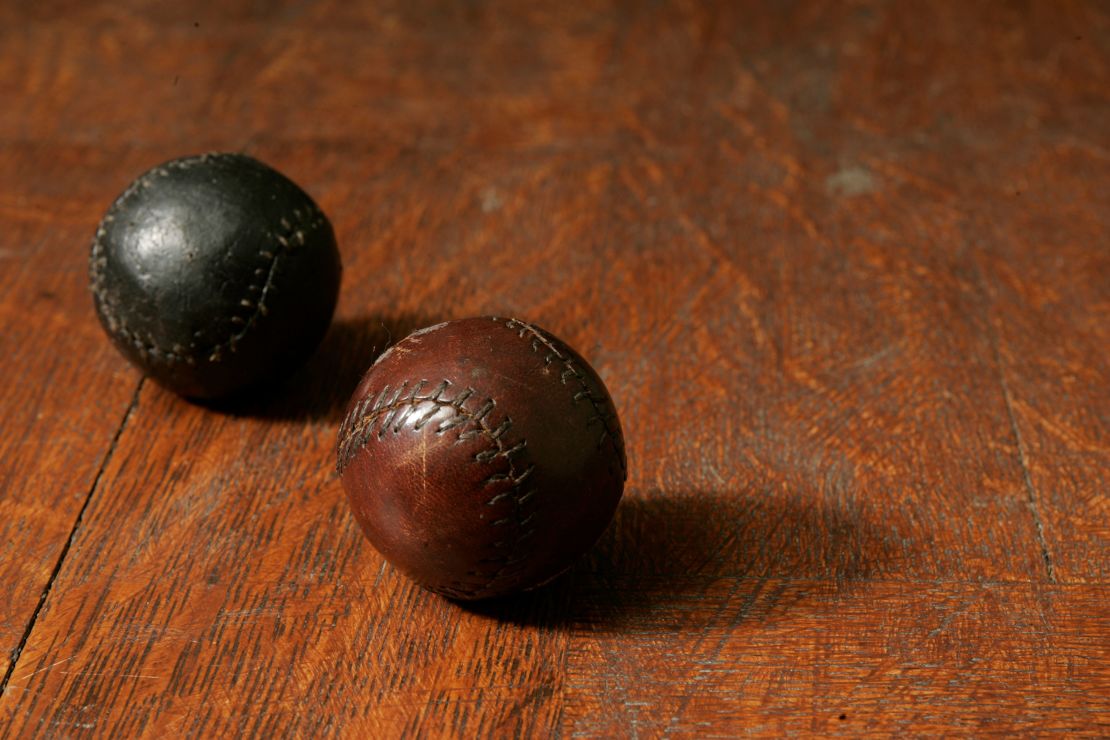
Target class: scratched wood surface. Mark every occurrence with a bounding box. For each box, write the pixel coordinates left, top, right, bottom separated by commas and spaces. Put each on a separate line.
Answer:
1, 1, 1108, 736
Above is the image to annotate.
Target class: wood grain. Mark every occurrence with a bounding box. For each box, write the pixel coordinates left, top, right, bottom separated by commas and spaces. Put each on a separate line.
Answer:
0, 145, 143, 683
0, 0, 1107, 736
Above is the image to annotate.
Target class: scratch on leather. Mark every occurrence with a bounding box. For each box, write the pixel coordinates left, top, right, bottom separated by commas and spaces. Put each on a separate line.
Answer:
88, 153, 325, 365
336, 378, 540, 598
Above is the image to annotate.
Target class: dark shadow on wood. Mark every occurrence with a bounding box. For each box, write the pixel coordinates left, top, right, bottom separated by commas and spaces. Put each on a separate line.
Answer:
459, 489, 899, 632
206, 313, 439, 423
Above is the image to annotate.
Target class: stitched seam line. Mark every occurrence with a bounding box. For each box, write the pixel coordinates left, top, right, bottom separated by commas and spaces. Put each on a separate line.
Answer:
88, 153, 325, 365
336, 379, 538, 599
500, 317, 627, 477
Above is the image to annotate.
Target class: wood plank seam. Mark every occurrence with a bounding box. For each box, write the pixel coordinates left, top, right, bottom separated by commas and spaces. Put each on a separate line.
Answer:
0, 377, 146, 699
975, 263, 1058, 583
993, 339, 1057, 582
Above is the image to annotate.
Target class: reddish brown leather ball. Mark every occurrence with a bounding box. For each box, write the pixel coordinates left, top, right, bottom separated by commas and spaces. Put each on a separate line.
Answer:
336, 317, 626, 600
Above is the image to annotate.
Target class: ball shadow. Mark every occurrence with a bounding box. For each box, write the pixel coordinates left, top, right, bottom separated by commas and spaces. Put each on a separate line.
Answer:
208, 313, 440, 423
459, 488, 899, 632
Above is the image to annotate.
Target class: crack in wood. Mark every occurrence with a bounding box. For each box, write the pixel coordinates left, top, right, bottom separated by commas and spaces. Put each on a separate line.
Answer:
0, 377, 146, 698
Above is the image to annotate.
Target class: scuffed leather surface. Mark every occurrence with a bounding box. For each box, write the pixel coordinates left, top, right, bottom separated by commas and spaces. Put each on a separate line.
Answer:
337, 317, 627, 600
89, 153, 341, 399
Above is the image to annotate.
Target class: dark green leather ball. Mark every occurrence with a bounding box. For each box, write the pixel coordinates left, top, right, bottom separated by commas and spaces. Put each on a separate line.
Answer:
89, 153, 341, 399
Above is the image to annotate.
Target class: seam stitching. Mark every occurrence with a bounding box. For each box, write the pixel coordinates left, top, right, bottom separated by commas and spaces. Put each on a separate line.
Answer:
500, 317, 627, 477
336, 379, 537, 599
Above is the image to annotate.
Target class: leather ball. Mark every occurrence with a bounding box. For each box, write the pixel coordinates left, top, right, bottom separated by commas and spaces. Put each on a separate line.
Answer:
336, 317, 627, 600
89, 153, 341, 399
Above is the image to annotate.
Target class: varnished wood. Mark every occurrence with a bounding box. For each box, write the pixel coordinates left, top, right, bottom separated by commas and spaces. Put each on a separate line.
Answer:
0, 146, 142, 683
1, 1, 1107, 736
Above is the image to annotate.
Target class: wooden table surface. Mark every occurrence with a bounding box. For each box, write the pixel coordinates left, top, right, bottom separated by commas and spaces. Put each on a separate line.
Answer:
1, 1, 1108, 736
